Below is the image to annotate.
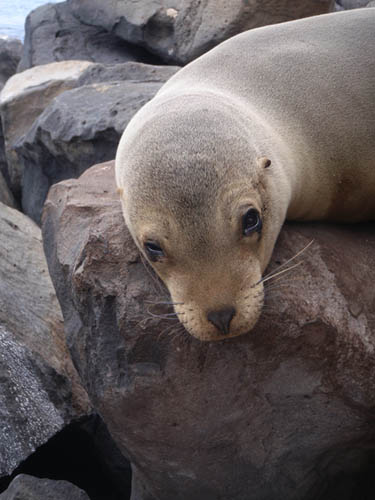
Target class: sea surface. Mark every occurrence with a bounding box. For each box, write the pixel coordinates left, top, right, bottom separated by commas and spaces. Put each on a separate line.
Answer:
0, 0, 60, 40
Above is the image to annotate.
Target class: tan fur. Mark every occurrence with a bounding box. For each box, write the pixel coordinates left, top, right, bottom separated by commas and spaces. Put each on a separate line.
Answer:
115, 10, 375, 341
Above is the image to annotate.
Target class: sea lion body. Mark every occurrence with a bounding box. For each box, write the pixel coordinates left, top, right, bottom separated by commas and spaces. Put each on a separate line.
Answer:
116, 10, 375, 341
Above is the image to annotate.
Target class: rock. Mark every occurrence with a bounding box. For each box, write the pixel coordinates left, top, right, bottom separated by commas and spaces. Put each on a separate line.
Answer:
67, 0, 335, 65
18, 1, 161, 73
16, 63, 178, 223
336, 0, 369, 6
0, 474, 90, 500
0, 170, 16, 208
0, 202, 91, 478
0, 60, 94, 197
0, 37, 23, 89
42, 161, 375, 500
0, 37, 23, 206
77, 61, 180, 87
1, 59, 178, 217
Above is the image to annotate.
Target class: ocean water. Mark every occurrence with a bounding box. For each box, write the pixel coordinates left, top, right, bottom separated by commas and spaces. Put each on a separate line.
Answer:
0, 0, 60, 40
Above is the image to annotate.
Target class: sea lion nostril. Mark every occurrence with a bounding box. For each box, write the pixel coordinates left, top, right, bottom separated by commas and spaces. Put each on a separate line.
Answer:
207, 307, 236, 335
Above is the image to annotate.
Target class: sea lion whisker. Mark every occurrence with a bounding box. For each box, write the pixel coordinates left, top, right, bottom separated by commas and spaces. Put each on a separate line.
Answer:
144, 300, 184, 306
259, 240, 314, 284
140, 255, 166, 293
258, 261, 303, 285
147, 313, 180, 321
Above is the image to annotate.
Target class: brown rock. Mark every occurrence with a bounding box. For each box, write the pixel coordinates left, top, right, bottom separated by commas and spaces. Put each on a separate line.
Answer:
42, 161, 375, 500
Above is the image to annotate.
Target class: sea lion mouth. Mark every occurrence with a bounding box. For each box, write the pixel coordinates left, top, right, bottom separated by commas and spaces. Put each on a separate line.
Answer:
170, 279, 265, 341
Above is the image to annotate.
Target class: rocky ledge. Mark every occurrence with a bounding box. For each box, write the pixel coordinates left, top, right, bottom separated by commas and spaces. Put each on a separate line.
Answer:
42, 161, 375, 500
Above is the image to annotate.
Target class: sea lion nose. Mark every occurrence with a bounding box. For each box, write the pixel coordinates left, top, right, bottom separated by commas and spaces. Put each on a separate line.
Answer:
207, 307, 236, 335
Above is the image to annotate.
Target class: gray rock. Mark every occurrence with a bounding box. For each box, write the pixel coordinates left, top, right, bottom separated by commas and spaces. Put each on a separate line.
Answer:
0, 474, 89, 500
336, 0, 369, 6
0, 121, 10, 197
0, 37, 23, 205
0, 37, 22, 89
0, 170, 16, 208
42, 161, 375, 500
77, 61, 180, 87
0, 202, 91, 477
16, 65, 178, 223
18, 1, 161, 73
67, 0, 335, 65
0, 60, 94, 197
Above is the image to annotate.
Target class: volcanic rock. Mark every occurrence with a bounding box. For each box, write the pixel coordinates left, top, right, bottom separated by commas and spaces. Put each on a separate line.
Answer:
67, 0, 335, 65
0, 475, 90, 500
42, 161, 375, 500
0, 202, 91, 478
18, 2, 159, 73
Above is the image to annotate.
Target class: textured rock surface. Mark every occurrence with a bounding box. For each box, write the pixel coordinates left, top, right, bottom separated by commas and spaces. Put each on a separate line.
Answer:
18, 2, 159, 73
17, 63, 178, 223
0, 60, 94, 197
0, 474, 90, 500
0, 202, 91, 477
68, 0, 334, 64
0, 171, 16, 208
42, 161, 375, 500
0, 37, 23, 205
337, 0, 370, 6
0, 37, 22, 89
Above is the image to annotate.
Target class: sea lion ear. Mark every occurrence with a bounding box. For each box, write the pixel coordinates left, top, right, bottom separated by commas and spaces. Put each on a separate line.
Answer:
257, 157, 271, 169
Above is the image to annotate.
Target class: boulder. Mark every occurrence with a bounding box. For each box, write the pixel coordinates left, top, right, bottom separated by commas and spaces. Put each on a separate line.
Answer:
67, 0, 335, 65
0, 475, 89, 500
16, 63, 178, 223
0, 202, 91, 478
18, 1, 161, 73
0, 60, 94, 197
42, 161, 375, 500
1, 59, 178, 216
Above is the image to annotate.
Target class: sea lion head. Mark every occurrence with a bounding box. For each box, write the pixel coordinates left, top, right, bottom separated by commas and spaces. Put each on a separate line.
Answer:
116, 94, 287, 341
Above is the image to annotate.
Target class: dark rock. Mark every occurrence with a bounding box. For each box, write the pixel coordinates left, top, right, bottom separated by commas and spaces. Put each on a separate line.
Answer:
0, 37, 23, 205
0, 170, 16, 208
0, 202, 91, 478
42, 161, 375, 500
18, 2, 161, 73
17, 69, 177, 223
0, 37, 22, 89
1, 416, 132, 500
0, 474, 89, 500
67, 0, 335, 65
77, 61, 180, 87
1, 58, 178, 215
0, 60, 95, 197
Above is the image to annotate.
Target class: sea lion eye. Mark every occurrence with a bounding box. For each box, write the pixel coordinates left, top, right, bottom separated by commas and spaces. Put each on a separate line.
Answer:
242, 208, 262, 236
144, 241, 164, 261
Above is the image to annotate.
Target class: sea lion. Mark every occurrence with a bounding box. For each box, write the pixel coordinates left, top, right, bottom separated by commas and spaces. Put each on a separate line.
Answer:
115, 9, 375, 341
